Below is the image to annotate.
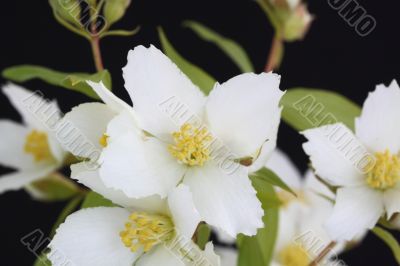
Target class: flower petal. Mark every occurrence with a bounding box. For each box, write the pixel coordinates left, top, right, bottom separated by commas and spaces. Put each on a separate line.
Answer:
265, 149, 303, 190
184, 163, 263, 237
135, 245, 185, 266
383, 186, 400, 218
49, 207, 138, 266
205, 72, 283, 158
71, 162, 168, 213
303, 170, 335, 200
355, 80, 400, 153
99, 131, 185, 198
325, 187, 383, 241
86, 81, 133, 113
122, 45, 206, 138
60, 103, 116, 158
302, 123, 366, 187
167, 185, 201, 238
0, 165, 56, 194
3, 83, 61, 130
204, 242, 221, 266
0, 120, 36, 169
216, 247, 237, 266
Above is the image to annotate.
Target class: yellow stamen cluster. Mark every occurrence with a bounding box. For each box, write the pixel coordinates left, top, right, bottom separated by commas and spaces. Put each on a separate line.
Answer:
99, 134, 109, 148
366, 150, 400, 190
120, 212, 174, 253
168, 123, 213, 166
24, 130, 53, 162
278, 244, 310, 266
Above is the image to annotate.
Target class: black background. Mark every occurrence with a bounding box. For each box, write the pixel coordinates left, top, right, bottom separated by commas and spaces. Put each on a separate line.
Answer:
1, 0, 400, 265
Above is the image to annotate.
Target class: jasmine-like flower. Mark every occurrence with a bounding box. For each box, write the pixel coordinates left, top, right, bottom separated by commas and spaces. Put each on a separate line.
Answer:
49, 180, 220, 266
66, 45, 283, 238
302, 80, 400, 241
0, 84, 67, 195
266, 150, 343, 266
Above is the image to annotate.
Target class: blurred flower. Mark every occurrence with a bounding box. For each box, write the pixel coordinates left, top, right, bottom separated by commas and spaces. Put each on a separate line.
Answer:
69, 45, 284, 238
303, 80, 400, 241
49, 181, 220, 266
266, 150, 343, 266
0, 84, 67, 195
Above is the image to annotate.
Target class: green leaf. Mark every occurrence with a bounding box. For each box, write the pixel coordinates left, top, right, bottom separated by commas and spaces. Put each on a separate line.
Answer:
104, 0, 131, 26
157, 27, 216, 95
81, 191, 115, 209
372, 227, 400, 264
50, 195, 84, 237
27, 173, 81, 202
196, 223, 212, 250
183, 21, 254, 73
2, 65, 112, 99
238, 177, 279, 265
251, 167, 296, 197
281, 88, 361, 131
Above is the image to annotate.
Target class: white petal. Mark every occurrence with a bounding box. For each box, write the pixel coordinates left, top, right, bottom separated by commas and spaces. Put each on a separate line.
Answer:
302, 123, 366, 187
266, 149, 302, 190
355, 80, 400, 153
216, 247, 237, 266
0, 120, 36, 169
214, 227, 236, 244
249, 106, 281, 172
325, 187, 384, 241
59, 103, 116, 158
122, 45, 206, 138
275, 203, 302, 253
47, 134, 66, 164
3, 83, 61, 130
168, 185, 201, 238
86, 81, 133, 113
184, 163, 264, 237
304, 170, 335, 200
99, 131, 185, 198
205, 72, 283, 158
383, 186, 400, 218
0, 165, 56, 194
135, 245, 185, 266
71, 162, 168, 213
49, 207, 138, 266
106, 110, 142, 143
204, 242, 222, 266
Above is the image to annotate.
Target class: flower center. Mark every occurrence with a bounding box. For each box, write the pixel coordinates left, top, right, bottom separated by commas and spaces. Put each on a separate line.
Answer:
24, 130, 53, 162
168, 123, 213, 166
278, 244, 310, 266
120, 212, 175, 253
99, 133, 109, 148
366, 150, 400, 190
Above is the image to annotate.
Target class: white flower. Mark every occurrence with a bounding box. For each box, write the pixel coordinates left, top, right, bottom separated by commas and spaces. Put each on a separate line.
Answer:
266, 150, 343, 266
68, 45, 284, 238
302, 80, 400, 241
49, 178, 220, 266
0, 84, 66, 194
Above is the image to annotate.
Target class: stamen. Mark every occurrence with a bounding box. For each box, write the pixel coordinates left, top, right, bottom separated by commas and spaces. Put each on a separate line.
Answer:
366, 150, 400, 190
168, 123, 213, 166
24, 130, 53, 162
99, 134, 109, 148
120, 212, 175, 253
278, 244, 310, 266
